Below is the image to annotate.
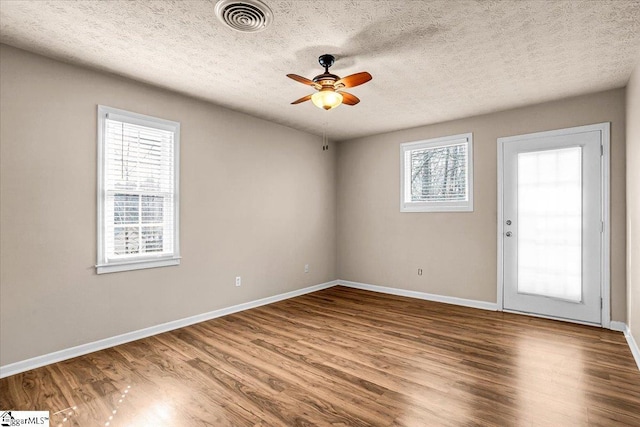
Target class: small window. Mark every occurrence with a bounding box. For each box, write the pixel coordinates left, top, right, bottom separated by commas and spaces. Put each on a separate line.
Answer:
400, 133, 473, 212
96, 106, 180, 274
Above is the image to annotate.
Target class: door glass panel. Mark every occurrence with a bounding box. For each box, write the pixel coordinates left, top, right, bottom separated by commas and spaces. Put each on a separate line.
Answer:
517, 147, 582, 302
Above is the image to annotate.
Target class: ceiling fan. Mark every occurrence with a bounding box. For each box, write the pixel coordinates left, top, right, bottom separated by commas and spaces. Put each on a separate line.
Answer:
287, 54, 372, 111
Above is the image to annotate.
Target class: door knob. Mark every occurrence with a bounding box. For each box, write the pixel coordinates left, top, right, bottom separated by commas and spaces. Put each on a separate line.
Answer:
506, 231, 512, 237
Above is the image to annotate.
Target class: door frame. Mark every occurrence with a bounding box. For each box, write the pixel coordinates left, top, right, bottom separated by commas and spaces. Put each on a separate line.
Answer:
497, 122, 611, 327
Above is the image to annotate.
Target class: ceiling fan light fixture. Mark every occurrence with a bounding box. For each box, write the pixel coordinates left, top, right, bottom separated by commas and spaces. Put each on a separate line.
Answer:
312, 90, 343, 110
287, 54, 371, 110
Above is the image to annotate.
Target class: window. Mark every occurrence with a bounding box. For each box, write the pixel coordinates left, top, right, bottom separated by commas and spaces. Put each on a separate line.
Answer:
97, 106, 180, 274
400, 133, 473, 212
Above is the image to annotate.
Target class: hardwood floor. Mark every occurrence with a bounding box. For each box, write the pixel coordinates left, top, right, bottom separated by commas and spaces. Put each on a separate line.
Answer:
1, 286, 639, 426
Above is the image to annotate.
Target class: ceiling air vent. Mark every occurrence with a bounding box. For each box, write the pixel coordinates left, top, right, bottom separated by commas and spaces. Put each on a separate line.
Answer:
215, 0, 273, 33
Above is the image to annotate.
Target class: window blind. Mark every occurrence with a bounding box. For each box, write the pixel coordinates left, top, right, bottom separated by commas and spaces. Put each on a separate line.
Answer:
409, 142, 468, 202
104, 118, 175, 260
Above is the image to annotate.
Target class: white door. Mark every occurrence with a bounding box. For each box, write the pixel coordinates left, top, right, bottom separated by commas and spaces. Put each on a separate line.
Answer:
499, 124, 609, 325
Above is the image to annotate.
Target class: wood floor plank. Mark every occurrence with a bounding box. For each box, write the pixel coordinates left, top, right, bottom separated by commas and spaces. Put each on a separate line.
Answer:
1, 286, 639, 426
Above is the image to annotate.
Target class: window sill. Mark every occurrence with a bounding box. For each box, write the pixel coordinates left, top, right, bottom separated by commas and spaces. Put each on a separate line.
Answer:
401, 203, 474, 213
96, 257, 181, 274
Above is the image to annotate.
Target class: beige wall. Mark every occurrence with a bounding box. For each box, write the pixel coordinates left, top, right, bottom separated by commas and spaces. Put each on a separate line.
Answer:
0, 43, 632, 369
627, 61, 640, 346
0, 45, 337, 366
337, 89, 627, 321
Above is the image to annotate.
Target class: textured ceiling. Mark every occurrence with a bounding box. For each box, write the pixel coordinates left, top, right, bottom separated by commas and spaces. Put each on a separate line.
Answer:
1, 0, 639, 140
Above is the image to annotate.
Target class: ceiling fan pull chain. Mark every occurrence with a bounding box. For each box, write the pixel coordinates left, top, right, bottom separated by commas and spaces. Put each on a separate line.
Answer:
327, 116, 330, 150
322, 127, 327, 151
324, 116, 329, 151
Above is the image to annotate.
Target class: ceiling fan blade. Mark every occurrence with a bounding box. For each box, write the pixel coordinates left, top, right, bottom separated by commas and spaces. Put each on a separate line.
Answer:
335, 72, 372, 89
291, 94, 313, 105
287, 74, 316, 86
339, 91, 360, 106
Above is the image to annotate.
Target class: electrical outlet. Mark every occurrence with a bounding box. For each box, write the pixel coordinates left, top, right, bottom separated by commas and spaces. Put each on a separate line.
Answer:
304, 264, 309, 273
418, 268, 423, 276
235, 276, 241, 287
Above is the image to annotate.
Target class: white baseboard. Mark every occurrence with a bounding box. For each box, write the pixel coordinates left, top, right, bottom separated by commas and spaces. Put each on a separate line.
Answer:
609, 320, 627, 332
4, 279, 635, 378
337, 280, 498, 311
627, 329, 640, 371
0, 280, 338, 379
621, 324, 640, 371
